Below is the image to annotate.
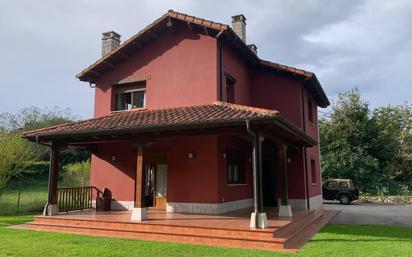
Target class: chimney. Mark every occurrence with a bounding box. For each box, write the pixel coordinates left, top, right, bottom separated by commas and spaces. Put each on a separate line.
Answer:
101, 31, 121, 57
247, 44, 257, 55
231, 14, 246, 42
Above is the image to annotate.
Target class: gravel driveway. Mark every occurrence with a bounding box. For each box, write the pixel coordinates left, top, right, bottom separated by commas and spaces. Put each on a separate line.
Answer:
323, 201, 412, 227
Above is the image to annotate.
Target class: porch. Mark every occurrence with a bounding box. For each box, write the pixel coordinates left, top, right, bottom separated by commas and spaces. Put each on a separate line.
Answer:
22, 102, 322, 238
26, 207, 337, 252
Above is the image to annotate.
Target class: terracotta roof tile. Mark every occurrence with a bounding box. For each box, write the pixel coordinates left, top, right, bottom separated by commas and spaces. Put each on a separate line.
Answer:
22, 102, 280, 139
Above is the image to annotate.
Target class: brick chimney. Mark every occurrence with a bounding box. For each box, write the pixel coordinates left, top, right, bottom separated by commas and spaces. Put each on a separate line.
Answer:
231, 14, 246, 43
101, 31, 121, 57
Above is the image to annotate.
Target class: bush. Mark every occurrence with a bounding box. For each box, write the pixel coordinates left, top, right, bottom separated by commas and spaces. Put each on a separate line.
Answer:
23, 161, 49, 174
62, 161, 90, 187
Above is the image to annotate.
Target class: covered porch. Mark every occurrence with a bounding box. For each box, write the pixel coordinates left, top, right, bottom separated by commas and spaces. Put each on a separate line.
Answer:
22, 102, 318, 229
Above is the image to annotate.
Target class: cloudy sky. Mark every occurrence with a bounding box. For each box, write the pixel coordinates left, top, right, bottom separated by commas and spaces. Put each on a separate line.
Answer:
1, 0, 411, 118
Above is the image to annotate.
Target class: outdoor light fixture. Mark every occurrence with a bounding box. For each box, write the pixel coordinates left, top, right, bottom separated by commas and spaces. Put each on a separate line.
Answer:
188, 151, 195, 159
111, 155, 117, 161
287, 158, 292, 163
223, 152, 227, 159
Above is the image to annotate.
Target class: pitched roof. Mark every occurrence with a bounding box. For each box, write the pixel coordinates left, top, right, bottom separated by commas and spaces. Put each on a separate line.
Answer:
75, 10, 329, 107
22, 102, 316, 146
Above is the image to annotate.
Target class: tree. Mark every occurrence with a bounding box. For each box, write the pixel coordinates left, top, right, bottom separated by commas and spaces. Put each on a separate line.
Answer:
0, 106, 90, 164
320, 89, 380, 192
372, 104, 412, 181
0, 131, 34, 198
320, 88, 412, 193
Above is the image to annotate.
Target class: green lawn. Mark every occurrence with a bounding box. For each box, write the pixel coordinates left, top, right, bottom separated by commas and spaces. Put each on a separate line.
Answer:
0, 215, 411, 257
0, 172, 49, 215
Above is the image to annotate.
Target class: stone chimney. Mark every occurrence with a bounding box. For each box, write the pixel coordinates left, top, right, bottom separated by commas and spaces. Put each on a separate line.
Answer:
102, 31, 121, 57
231, 14, 246, 43
247, 44, 257, 55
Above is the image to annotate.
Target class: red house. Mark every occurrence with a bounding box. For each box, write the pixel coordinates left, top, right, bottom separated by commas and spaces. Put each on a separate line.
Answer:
23, 11, 332, 251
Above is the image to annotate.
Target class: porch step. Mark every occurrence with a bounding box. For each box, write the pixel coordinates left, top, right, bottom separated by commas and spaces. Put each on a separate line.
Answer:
274, 209, 321, 238
283, 210, 338, 249
26, 221, 287, 251
31, 216, 275, 242
26, 209, 337, 252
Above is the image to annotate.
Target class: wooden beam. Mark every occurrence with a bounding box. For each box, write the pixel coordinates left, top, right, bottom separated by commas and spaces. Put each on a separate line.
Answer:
103, 61, 115, 68
118, 51, 129, 59
187, 21, 193, 31
277, 143, 289, 205
134, 146, 144, 208
48, 144, 60, 205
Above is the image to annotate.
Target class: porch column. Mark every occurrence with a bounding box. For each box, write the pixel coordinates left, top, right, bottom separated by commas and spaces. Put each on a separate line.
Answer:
43, 143, 60, 216
131, 145, 147, 221
278, 143, 292, 217
249, 131, 268, 229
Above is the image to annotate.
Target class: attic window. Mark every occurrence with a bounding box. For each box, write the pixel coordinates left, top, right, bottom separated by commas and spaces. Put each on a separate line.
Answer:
115, 82, 146, 111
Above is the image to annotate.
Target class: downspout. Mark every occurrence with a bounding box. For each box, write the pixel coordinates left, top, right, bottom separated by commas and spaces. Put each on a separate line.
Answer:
246, 120, 259, 227
301, 87, 310, 210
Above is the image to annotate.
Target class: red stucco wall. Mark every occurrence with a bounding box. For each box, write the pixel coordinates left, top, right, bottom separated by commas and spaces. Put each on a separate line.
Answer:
221, 46, 251, 105
217, 135, 253, 203
93, 24, 218, 117
90, 136, 219, 203
250, 69, 303, 128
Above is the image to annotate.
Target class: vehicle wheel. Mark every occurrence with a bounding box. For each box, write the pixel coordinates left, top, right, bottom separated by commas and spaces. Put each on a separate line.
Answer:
338, 194, 351, 205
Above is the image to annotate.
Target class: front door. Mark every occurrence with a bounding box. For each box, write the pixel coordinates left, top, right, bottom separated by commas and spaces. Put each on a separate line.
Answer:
154, 164, 167, 208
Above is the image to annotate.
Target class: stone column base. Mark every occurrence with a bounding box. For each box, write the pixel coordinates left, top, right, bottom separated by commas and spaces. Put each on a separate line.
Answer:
131, 207, 148, 221
43, 203, 59, 216
278, 205, 292, 217
250, 212, 268, 228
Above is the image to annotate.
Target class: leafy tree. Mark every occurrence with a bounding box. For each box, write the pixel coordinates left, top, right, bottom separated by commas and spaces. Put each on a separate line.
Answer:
0, 131, 34, 198
372, 104, 412, 181
62, 161, 91, 187
320, 89, 412, 193
0, 106, 90, 165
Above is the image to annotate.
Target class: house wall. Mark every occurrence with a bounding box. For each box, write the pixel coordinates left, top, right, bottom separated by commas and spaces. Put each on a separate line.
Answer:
302, 89, 322, 198
93, 23, 218, 117
250, 69, 303, 128
216, 136, 253, 203
90, 136, 220, 209
220, 46, 251, 105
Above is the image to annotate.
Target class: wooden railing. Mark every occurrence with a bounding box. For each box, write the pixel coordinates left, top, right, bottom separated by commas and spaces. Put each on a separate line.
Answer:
57, 186, 102, 213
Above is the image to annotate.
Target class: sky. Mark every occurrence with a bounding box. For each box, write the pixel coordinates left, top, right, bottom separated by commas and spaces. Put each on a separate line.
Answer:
1, 0, 411, 118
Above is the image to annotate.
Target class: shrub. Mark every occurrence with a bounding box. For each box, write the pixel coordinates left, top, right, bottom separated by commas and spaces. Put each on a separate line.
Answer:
62, 161, 90, 187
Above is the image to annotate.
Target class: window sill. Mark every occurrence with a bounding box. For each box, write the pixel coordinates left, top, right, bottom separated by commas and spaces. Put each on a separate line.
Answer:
227, 183, 247, 186
111, 108, 147, 114
311, 183, 318, 186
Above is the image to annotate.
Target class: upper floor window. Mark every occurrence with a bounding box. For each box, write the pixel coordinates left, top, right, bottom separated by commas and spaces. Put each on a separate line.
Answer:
115, 82, 146, 111
308, 99, 314, 123
225, 76, 235, 103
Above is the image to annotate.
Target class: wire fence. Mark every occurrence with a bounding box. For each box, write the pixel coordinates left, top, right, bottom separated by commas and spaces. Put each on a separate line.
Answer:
0, 172, 48, 215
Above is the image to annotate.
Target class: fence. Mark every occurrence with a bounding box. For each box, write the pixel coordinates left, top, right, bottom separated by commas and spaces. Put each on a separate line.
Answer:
0, 173, 49, 215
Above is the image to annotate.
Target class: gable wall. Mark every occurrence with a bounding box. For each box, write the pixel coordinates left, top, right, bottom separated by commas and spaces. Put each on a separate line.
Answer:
93, 24, 218, 117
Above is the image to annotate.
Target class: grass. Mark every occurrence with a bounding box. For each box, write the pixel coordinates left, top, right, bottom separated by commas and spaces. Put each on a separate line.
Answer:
0, 215, 411, 257
0, 172, 49, 215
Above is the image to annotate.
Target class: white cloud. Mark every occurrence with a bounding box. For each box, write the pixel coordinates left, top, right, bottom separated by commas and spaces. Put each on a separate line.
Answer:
0, 0, 410, 118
